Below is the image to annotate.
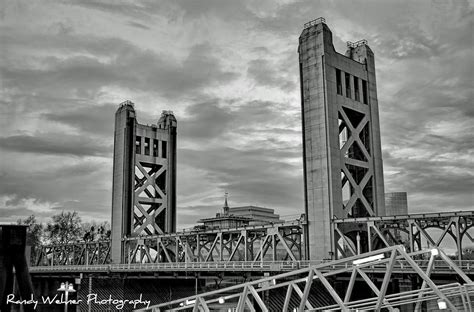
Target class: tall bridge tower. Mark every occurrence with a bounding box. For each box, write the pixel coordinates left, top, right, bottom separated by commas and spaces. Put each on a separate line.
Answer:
299, 18, 385, 260
111, 101, 177, 263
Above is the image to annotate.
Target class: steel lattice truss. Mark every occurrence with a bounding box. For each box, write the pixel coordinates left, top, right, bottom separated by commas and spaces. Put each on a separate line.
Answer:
136, 246, 473, 312
124, 221, 303, 264
334, 211, 474, 261
338, 104, 375, 217
32, 211, 474, 267
134, 160, 168, 235
35, 241, 111, 266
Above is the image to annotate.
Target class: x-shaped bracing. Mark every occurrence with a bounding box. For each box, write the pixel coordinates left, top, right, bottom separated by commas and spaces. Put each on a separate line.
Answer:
339, 108, 375, 217
134, 162, 167, 235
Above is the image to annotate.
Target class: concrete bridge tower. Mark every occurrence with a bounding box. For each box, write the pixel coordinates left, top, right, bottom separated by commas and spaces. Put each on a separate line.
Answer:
111, 101, 177, 263
298, 18, 385, 260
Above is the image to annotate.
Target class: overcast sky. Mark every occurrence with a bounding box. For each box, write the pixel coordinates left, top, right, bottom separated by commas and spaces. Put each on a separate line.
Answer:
1, 0, 472, 229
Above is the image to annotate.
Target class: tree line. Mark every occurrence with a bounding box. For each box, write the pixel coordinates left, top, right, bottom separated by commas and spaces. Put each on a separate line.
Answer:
17, 211, 111, 262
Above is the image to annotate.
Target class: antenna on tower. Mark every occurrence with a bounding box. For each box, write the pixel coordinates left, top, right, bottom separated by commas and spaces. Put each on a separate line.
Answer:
223, 191, 229, 215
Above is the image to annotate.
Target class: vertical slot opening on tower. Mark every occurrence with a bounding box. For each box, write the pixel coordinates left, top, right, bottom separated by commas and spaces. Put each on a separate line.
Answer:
354, 77, 360, 101
336, 68, 342, 95
144, 137, 150, 155
161, 140, 167, 158
345, 73, 351, 98
153, 139, 158, 157
135, 136, 141, 154
362, 79, 368, 104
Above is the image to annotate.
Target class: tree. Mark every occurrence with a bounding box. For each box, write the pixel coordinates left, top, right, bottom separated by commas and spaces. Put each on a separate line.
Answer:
17, 215, 44, 263
81, 220, 111, 241
45, 211, 83, 244
456, 246, 474, 260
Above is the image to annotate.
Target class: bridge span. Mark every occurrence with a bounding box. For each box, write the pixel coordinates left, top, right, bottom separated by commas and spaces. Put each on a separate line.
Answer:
32, 211, 474, 270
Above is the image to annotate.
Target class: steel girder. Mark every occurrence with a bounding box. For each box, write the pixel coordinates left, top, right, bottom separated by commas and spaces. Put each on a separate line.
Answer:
35, 241, 111, 266
32, 221, 303, 266
123, 221, 303, 264
136, 246, 473, 312
31, 211, 474, 267
333, 211, 474, 261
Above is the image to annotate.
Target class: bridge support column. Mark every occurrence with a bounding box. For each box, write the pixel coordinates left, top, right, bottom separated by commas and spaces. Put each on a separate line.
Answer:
111, 101, 177, 263
298, 19, 385, 260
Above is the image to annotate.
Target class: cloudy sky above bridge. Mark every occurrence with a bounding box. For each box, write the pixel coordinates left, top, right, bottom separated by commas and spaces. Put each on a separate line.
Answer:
1, 0, 473, 228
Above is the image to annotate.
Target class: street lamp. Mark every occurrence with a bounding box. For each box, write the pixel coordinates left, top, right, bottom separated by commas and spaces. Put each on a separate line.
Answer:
57, 281, 76, 312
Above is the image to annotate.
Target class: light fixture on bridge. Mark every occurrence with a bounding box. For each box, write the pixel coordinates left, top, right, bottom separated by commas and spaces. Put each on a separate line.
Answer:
218, 297, 225, 304
185, 299, 196, 305
57, 282, 76, 312
437, 299, 447, 310
431, 248, 439, 256
352, 253, 384, 265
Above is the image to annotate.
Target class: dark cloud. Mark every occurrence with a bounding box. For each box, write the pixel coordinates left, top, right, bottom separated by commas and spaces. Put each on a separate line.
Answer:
1, 34, 238, 100
0, 134, 111, 157
179, 99, 300, 141
180, 100, 234, 139
179, 146, 304, 210
0, 160, 112, 222
127, 21, 151, 30
247, 59, 296, 91
42, 103, 117, 136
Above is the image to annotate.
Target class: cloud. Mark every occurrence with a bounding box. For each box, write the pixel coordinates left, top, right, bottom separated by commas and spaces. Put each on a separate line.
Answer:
42, 103, 117, 136
127, 21, 151, 30
0, 160, 113, 223
1, 33, 238, 101
247, 59, 296, 91
179, 146, 303, 209
0, 134, 111, 157
0, 0, 472, 227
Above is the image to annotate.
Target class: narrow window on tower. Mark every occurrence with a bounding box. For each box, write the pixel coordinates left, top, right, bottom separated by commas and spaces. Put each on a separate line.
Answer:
345, 73, 351, 98
153, 139, 158, 157
161, 140, 167, 158
336, 68, 342, 95
362, 79, 368, 104
135, 136, 141, 154
354, 77, 360, 102
144, 137, 150, 155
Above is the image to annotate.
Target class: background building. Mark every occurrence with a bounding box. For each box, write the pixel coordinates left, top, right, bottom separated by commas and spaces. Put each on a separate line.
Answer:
229, 206, 280, 225
385, 192, 408, 216
198, 195, 281, 229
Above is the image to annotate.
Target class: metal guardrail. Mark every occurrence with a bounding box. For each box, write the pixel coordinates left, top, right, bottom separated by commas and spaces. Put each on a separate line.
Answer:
347, 39, 368, 49
304, 17, 326, 29
30, 260, 474, 274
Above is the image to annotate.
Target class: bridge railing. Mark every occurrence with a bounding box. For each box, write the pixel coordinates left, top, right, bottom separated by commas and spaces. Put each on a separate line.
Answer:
30, 258, 474, 275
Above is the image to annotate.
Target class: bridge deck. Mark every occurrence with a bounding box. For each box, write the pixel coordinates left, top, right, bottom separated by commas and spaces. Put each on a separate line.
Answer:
30, 260, 474, 275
